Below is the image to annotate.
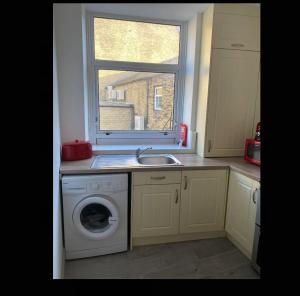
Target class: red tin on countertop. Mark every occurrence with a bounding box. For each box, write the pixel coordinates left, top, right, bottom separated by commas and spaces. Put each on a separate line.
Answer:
61, 139, 92, 161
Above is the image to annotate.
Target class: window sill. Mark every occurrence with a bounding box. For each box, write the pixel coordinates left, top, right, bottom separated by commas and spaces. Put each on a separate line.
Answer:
92, 144, 194, 155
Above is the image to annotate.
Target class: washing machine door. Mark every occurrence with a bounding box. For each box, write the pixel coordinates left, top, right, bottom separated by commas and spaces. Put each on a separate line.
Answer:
72, 195, 119, 240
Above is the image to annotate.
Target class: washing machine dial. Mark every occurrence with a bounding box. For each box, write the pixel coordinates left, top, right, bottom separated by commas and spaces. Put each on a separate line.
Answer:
91, 183, 99, 190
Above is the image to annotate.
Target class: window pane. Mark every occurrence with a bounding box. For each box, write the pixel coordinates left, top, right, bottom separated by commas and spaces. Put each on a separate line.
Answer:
94, 18, 180, 64
155, 97, 162, 110
155, 86, 162, 96
98, 70, 175, 131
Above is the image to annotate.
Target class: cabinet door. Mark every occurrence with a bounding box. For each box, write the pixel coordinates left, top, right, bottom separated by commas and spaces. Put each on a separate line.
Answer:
212, 13, 260, 51
205, 49, 260, 156
225, 171, 257, 256
249, 179, 260, 253
180, 170, 228, 234
132, 184, 180, 238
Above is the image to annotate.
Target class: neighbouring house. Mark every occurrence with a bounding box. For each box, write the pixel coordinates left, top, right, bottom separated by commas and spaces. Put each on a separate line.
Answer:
99, 59, 176, 131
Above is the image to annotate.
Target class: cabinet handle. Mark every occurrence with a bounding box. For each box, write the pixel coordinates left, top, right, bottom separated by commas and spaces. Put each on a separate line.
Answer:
184, 176, 188, 190
231, 43, 245, 47
150, 176, 166, 180
208, 140, 212, 152
252, 188, 258, 204
175, 189, 179, 203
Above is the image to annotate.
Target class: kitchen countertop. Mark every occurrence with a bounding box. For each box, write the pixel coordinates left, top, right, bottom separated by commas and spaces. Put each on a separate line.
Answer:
60, 154, 260, 181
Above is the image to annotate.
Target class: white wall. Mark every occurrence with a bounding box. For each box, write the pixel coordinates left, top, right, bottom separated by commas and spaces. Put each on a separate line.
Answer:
81, 5, 90, 141
84, 3, 209, 21
54, 3, 87, 143
53, 20, 64, 279
183, 13, 202, 148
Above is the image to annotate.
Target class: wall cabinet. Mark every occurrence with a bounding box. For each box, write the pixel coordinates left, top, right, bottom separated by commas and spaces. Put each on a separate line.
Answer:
212, 12, 260, 51
196, 4, 260, 157
180, 170, 228, 233
225, 171, 259, 258
205, 49, 260, 156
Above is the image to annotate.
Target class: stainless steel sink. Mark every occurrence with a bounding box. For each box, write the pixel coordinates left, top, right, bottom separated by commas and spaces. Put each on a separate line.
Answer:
137, 154, 183, 166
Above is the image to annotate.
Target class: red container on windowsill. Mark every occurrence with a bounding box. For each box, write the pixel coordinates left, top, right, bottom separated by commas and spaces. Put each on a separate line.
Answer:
61, 139, 93, 161
180, 123, 188, 147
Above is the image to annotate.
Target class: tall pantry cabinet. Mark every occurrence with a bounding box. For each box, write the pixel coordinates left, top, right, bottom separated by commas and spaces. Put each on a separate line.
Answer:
196, 4, 260, 157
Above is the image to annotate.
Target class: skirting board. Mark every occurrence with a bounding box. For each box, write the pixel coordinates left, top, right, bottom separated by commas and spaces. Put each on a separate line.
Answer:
132, 230, 226, 247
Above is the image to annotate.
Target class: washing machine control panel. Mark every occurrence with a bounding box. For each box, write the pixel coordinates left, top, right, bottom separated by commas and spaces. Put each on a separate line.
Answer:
88, 180, 125, 192
90, 183, 99, 190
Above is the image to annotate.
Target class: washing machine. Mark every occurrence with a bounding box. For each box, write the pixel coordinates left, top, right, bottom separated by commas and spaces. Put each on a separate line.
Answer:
62, 174, 128, 260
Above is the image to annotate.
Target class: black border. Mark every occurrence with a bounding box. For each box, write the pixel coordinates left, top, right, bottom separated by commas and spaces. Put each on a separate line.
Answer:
14, 0, 294, 284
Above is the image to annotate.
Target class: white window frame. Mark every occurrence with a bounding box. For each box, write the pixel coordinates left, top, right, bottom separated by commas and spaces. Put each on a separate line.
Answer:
85, 11, 187, 145
154, 86, 163, 111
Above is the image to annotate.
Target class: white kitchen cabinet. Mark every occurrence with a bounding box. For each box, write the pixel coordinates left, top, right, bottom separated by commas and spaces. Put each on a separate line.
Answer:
133, 171, 181, 186
225, 171, 259, 258
132, 183, 181, 238
196, 4, 260, 157
212, 12, 260, 51
132, 169, 227, 244
180, 170, 228, 234
205, 49, 260, 156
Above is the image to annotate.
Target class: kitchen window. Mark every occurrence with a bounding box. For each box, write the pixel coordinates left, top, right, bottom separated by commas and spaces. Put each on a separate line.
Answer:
86, 13, 187, 145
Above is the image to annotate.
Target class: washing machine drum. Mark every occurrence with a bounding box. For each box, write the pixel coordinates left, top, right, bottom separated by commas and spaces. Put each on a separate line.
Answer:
73, 195, 119, 240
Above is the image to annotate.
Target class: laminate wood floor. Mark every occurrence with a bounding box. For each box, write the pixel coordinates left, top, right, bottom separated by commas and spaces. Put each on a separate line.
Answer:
64, 238, 259, 279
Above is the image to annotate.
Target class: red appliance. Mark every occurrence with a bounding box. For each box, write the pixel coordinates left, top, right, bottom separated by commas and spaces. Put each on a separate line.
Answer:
61, 139, 92, 161
180, 123, 188, 147
244, 139, 260, 166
